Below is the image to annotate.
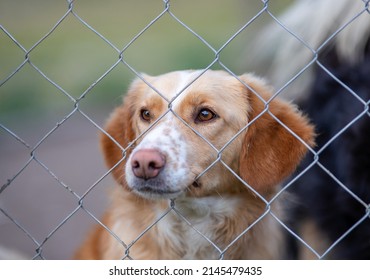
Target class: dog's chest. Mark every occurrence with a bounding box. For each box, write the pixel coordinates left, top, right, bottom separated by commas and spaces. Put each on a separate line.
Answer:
155, 196, 241, 259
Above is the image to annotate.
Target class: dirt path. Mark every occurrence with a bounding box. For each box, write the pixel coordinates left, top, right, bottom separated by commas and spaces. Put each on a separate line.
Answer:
0, 112, 114, 259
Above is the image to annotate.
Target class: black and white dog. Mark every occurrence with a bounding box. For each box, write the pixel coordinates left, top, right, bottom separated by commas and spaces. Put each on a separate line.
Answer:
245, 0, 370, 259
289, 44, 370, 259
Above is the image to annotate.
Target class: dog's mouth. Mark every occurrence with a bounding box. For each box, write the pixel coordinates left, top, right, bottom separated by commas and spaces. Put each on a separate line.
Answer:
132, 180, 201, 200
133, 185, 183, 199
137, 186, 182, 195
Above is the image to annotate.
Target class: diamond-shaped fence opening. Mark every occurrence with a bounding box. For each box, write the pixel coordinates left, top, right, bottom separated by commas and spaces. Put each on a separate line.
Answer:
1, 0, 369, 259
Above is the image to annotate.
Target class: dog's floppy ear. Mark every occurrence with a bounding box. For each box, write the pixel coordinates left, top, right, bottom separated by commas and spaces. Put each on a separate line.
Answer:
239, 74, 315, 195
100, 78, 145, 185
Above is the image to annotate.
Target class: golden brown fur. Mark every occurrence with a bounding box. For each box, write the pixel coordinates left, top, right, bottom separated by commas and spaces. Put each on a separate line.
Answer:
75, 70, 315, 259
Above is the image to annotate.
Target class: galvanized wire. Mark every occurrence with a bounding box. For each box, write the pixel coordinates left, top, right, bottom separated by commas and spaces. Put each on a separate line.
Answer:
0, 0, 369, 259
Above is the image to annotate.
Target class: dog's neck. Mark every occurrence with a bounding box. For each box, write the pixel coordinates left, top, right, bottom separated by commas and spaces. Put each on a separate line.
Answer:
110, 189, 282, 259
152, 195, 245, 259
170, 195, 243, 219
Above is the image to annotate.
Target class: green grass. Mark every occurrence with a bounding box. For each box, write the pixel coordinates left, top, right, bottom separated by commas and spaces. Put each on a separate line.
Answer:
0, 0, 291, 122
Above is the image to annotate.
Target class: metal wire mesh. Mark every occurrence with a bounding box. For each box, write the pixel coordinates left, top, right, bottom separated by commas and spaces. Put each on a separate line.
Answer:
1, 0, 369, 259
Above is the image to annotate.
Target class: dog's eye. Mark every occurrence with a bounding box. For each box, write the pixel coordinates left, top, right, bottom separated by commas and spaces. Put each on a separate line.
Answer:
140, 109, 151, 121
196, 108, 217, 123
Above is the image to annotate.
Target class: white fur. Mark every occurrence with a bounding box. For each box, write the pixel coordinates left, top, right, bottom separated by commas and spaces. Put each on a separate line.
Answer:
243, 0, 370, 101
125, 117, 192, 199
155, 196, 245, 259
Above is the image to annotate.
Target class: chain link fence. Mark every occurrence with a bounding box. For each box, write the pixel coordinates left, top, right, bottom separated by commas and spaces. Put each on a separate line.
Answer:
1, 0, 369, 259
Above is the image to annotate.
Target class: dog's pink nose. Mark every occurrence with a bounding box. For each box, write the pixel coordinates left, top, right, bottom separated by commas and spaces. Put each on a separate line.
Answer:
131, 149, 166, 180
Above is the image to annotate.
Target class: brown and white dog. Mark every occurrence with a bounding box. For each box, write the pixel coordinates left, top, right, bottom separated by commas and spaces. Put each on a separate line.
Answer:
75, 70, 315, 259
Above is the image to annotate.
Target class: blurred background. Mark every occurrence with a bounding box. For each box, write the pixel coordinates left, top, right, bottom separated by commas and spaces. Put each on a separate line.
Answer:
0, 0, 295, 259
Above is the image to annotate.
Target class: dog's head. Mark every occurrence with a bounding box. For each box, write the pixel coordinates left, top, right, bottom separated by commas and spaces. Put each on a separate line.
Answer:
101, 70, 315, 199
